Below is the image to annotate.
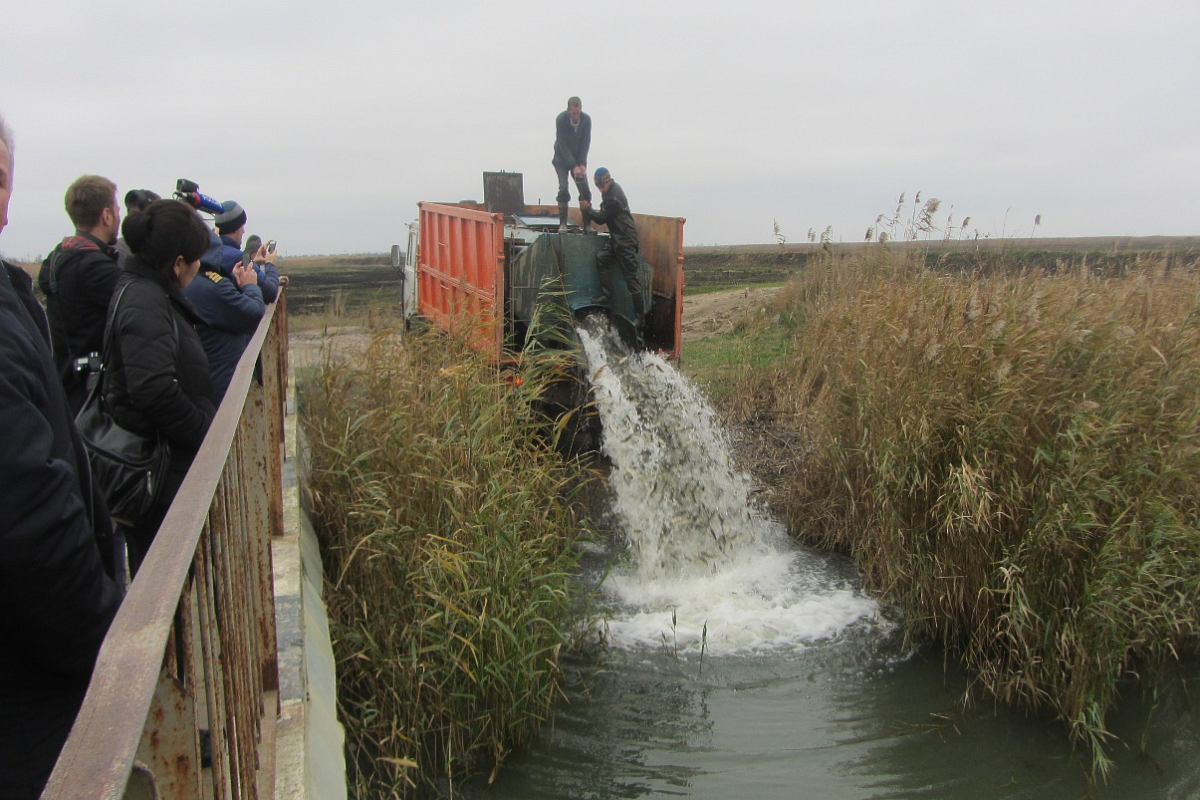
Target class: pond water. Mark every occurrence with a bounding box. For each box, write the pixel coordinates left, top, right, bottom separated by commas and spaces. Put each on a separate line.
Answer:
469, 323, 1199, 799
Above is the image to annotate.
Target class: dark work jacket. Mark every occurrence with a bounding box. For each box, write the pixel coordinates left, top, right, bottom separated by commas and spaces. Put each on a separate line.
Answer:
0, 260, 121, 797
37, 232, 122, 413
217, 234, 281, 303
585, 180, 638, 248
552, 110, 592, 170
106, 258, 216, 469
183, 247, 266, 401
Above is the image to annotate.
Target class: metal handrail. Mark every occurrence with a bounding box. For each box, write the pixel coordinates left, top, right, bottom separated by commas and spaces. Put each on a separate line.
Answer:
44, 291, 290, 799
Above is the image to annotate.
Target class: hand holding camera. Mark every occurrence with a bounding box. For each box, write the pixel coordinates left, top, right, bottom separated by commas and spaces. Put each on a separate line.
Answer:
253, 240, 278, 266
232, 263, 259, 289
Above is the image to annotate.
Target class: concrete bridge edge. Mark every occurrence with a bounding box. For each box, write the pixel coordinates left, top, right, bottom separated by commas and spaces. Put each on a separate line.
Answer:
273, 389, 348, 798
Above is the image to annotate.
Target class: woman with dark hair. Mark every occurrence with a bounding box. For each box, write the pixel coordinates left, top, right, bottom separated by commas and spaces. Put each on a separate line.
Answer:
115, 189, 162, 268
106, 199, 216, 568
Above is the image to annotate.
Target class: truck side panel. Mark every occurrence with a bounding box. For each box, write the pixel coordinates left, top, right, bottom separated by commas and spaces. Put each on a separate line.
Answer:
417, 202, 505, 359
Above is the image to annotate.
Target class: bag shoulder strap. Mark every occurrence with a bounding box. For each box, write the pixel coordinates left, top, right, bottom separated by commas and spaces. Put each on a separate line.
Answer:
100, 281, 133, 364
45, 245, 66, 295
94, 280, 180, 387
78, 281, 132, 417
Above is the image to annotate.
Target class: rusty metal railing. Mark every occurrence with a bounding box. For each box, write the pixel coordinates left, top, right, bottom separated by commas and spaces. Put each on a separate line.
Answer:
44, 291, 290, 799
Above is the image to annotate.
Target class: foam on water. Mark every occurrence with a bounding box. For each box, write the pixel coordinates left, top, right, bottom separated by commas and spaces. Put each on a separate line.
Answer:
579, 320, 881, 655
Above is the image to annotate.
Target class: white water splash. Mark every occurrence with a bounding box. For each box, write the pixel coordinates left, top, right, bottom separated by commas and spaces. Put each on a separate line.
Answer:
579, 320, 881, 655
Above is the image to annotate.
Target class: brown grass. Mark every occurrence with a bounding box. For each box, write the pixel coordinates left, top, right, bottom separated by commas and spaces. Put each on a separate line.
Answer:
731, 249, 1200, 776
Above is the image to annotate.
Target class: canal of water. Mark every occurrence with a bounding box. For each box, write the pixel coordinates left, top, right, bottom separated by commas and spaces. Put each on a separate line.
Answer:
470, 322, 1200, 799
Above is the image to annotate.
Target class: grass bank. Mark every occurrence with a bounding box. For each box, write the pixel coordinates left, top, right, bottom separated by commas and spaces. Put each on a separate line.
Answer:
721, 248, 1200, 776
299, 327, 592, 796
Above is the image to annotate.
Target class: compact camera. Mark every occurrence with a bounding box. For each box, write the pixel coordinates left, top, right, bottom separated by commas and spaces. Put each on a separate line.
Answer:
73, 352, 102, 375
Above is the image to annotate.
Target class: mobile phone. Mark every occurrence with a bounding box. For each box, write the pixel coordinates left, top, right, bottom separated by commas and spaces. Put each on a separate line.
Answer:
267, 240, 277, 254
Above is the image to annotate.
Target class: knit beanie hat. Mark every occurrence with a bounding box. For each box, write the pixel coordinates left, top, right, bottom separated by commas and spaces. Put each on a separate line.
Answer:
593, 167, 611, 184
215, 200, 247, 235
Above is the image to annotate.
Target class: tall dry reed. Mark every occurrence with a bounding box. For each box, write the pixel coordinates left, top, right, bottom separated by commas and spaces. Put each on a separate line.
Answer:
300, 327, 591, 796
738, 251, 1200, 775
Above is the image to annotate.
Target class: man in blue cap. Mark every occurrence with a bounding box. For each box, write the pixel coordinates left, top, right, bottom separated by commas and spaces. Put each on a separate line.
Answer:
184, 201, 268, 401
581, 167, 643, 347
211, 200, 280, 303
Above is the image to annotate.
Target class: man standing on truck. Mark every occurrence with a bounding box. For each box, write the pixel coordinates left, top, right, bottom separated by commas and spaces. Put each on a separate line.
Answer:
582, 167, 643, 348
552, 96, 592, 234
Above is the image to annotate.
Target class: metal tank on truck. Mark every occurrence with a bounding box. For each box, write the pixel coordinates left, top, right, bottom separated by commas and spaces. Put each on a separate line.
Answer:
400, 171, 684, 361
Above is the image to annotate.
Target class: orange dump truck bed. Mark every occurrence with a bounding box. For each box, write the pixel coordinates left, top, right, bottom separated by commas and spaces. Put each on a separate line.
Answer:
414, 198, 684, 361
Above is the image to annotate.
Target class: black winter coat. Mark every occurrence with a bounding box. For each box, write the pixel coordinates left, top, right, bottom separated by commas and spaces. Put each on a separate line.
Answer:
37, 233, 122, 413
585, 180, 639, 247
105, 258, 216, 469
0, 260, 121, 797
552, 110, 592, 170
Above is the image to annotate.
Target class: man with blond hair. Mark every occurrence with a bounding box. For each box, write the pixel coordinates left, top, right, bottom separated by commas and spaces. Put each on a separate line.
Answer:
38, 174, 123, 412
0, 112, 122, 799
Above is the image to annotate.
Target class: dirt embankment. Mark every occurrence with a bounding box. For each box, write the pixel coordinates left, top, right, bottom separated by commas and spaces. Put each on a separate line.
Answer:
680, 286, 781, 342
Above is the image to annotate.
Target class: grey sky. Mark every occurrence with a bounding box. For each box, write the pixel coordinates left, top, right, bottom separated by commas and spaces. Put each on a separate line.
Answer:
2, 0, 1196, 260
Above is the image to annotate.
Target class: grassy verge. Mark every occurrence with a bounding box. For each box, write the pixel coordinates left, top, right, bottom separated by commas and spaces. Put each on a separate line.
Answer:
299, 326, 592, 796
684, 280, 787, 295
681, 323, 790, 405
727, 248, 1200, 776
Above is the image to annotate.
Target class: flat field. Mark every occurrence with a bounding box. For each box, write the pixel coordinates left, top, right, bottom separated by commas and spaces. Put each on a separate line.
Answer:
273, 235, 1200, 327
684, 235, 1200, 288
277, 253, 400, 319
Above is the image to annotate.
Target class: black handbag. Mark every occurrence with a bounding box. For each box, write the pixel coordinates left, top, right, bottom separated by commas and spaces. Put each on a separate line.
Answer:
75, 283, 172, 528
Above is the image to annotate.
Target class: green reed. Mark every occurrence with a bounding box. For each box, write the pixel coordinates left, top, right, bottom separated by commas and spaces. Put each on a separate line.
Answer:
300, 325, 592, 796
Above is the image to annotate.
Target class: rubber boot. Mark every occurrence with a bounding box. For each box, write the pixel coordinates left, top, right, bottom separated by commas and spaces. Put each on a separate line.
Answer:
557, 202, 569, 234
581, 202, 596, 235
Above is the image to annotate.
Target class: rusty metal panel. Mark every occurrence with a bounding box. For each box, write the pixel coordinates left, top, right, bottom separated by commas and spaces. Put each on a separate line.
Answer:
633, 213, 686, 360
135, 668, 201, 799
418, 202, 506, 359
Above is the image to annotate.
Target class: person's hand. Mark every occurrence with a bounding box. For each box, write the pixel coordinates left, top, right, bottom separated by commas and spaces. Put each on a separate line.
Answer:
233, 263, 259, 288
253, 244, 276, 266
572, 165, 586, 180
579, 199, 591, 210
279, 274, 290, 287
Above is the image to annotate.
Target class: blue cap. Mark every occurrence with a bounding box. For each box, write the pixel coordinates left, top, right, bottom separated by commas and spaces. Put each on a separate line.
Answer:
593, 167, 610, 183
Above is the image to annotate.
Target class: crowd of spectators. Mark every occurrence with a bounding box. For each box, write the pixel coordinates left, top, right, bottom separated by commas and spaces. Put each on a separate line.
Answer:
0, 110, 284, 797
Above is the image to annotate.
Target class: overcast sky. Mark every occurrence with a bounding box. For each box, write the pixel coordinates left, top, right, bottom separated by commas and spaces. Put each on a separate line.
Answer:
2, 0, 1197, 259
